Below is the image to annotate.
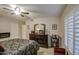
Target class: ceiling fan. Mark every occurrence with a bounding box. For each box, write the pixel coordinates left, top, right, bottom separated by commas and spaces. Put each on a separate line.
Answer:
3, 6, 29, 17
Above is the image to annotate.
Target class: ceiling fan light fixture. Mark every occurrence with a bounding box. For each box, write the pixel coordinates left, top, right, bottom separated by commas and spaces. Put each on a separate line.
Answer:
20, 7, 25, 12
15, 11, 21, 15
14, 7, 21, 15
7, 4, 28, 17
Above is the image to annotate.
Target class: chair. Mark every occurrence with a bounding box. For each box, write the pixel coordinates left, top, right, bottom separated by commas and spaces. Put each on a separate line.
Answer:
54, 48, 65, 55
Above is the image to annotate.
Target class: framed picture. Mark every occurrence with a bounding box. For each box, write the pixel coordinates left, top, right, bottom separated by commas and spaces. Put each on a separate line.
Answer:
52, 24, 57, 30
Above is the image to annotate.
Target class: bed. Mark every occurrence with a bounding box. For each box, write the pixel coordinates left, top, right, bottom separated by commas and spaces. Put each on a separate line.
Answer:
0, 38, 39, 55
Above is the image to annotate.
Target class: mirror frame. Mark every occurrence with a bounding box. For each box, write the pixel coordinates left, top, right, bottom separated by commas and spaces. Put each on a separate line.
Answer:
34, 24, 46, 35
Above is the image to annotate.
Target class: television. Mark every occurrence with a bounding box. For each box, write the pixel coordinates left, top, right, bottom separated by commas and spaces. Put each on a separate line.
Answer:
0, 32, 10, 39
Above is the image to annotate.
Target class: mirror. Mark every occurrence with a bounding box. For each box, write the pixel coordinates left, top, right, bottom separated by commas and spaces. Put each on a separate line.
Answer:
34, 24, 46, 35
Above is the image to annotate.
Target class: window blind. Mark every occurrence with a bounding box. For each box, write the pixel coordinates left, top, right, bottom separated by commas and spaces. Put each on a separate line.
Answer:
64, 11, 79, 55
64, 19, 68, 46
74, 12, 79, 55
64, 16, 74, 54
67, 16, 74, 54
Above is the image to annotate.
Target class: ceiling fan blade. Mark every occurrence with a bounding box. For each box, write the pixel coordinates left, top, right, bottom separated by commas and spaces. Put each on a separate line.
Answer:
3, 8, 13, 11
27, 10, 37, 12
10, 13, 15, 15
21, 12, 29, 14
27, 10, 42, 14
21, 14, 24, 17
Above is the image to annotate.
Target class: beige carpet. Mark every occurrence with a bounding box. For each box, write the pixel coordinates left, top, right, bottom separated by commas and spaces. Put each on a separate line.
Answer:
37, 47, 54, 55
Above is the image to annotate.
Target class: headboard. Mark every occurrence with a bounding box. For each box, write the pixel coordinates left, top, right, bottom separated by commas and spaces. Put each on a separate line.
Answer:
0, 32, 10, 39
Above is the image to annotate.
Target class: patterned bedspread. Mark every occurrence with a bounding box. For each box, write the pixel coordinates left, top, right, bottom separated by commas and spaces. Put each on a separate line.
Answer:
0, 39, 39, 55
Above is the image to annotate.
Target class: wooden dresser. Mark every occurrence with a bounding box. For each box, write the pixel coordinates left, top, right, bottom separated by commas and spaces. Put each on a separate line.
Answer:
29, 34, 48, 48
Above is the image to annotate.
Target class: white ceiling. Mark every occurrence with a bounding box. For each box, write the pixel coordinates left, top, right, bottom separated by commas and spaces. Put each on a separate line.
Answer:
0, 4, 66, 20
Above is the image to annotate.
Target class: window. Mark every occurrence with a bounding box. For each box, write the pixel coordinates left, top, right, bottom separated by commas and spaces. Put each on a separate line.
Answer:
64, 11, 79, 55
65, 16, 74, 54
67, 16, 74, 54
74, 11, 79, 55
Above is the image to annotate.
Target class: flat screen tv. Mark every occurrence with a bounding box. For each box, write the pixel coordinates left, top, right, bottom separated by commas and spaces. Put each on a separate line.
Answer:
0, 32, 10, 39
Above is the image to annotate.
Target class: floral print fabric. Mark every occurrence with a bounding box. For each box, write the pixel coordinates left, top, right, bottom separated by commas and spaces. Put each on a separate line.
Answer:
0, 39, 39, 55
